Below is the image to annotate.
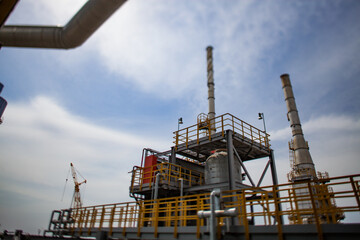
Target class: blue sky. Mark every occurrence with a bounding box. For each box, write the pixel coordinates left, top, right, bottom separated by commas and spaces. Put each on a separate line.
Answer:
1, 0, 360, 234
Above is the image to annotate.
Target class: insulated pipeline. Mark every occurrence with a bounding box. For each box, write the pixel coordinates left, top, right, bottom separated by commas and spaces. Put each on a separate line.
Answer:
0, 0, 127, 49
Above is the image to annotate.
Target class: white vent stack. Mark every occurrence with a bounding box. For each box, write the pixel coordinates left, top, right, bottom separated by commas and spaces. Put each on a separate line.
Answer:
206, 46, 215, 132
280, 74, 316, 181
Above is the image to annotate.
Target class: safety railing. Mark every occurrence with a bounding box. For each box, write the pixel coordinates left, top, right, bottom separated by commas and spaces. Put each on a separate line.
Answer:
68, 174, 360, 238
129, 162, 204, 193
70, 202, 140, 236
173, 113, 270, 151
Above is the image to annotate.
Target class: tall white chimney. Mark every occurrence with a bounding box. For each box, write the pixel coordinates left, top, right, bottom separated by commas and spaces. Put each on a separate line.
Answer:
206, 46, 215, 132
280, 74, 316, 181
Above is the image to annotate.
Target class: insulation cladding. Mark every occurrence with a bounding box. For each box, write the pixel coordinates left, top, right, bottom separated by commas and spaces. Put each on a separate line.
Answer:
204, 151, 241, 188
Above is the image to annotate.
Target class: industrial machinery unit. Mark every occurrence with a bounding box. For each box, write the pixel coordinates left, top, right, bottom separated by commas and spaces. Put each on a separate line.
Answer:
42, 48, 360, 240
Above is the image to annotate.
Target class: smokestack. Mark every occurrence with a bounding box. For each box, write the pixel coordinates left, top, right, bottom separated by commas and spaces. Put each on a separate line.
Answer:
206, 46, 215, 131
280, 74, 316, 181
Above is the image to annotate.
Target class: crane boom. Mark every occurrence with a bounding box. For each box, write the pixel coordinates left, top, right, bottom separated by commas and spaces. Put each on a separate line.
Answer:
70, 163, 86, 209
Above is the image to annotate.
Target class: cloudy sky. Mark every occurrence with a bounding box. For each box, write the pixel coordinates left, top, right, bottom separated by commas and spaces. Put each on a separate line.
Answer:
0, 0, 359, 234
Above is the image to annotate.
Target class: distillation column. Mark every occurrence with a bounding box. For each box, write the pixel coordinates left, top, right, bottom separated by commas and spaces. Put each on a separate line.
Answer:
281, 74, 321, 224
280, 74, 316, 181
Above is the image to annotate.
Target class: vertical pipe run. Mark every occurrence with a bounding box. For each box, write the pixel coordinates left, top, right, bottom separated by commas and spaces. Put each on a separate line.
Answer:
210, 189, 221, 240
280, 74, 316, 180
154, 173, 162, 200
179, 178, 184, 197
206, 46, 216, 133
270, 150, 284, 224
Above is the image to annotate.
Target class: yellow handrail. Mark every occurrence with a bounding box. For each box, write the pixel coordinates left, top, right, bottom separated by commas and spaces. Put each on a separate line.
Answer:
69, 174, 360, 237
130, 162, 204, 193
173, 113, 270, 151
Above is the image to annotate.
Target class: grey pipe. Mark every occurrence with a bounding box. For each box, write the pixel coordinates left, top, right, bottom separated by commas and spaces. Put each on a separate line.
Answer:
198, 208, 237, 219
178, 178, 183, 197
154, 172, 161, 200
198, 189, 238, 239
0, 0, 127, 49
210, 188, 220, 240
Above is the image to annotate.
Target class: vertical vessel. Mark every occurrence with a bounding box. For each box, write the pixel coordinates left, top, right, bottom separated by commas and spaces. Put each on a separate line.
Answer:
280, 74, 316, 181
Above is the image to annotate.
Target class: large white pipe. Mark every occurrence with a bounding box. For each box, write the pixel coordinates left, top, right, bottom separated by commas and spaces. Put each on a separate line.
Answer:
154, 172, 162, 200
0, 0, 127, 49
280, 74, 316, 180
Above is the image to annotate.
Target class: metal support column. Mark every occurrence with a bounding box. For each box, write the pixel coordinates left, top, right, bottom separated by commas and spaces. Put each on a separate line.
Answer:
226, 130, 237, 191
226, 130, 240, 226
269, 150, 283, 224
170, 147, 176, 164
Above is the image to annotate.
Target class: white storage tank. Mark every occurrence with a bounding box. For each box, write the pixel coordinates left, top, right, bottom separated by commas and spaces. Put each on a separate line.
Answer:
204, 150, 241, 186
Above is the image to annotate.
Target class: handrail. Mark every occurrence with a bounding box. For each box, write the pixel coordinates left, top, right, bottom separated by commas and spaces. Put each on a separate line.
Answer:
173, 113, 270, 151
129, 162, 204, 193
66, 174, 359, 237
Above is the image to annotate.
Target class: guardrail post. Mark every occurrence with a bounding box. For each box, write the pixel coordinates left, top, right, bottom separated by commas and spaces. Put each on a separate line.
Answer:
259, 130, 262, 147
99, 206, 105, 231
350, 176, 360, 211
197, 126, 200, 144
272, 186, 283, 240
241, 121, 244, 139
174, 198, 179, 238
84, 209, 90, 230
109, 205, 116, 236
123, 203, 129, 236
137, 203, 143, 237
78, 209, 84, 235
221, 115, 224, 137
175, 131, 179, 150
232, 115, 235, 132
308, 182, 323, 240
250, 126, 253, 144
89, 208, 96, 234
154, 201, 159, 238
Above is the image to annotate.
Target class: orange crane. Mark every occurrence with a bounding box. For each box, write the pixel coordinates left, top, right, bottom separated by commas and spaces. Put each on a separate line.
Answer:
70, 163, 87, 209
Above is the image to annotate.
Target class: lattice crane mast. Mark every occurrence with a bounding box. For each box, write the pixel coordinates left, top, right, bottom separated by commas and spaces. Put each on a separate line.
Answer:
70, 163, 87, 209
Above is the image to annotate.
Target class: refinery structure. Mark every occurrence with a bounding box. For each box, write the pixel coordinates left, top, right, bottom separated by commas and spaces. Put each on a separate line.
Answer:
41, 48, 359, 240
1, 1, 360, 240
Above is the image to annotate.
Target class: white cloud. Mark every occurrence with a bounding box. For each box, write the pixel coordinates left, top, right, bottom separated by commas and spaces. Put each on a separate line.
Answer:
270, 115, 360, 141
0, 96, 168, 233
303, 115, 360, 133
7, 0, 87, 25
92, 1, 302, 100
